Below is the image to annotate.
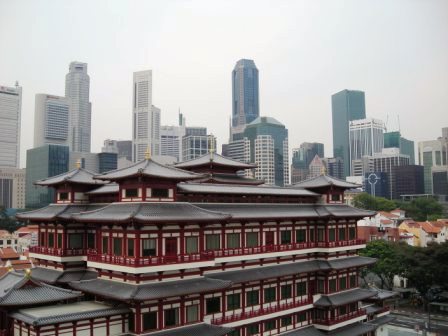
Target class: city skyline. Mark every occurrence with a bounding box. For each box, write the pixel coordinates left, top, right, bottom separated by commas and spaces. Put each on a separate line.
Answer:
1, 0, 447, 168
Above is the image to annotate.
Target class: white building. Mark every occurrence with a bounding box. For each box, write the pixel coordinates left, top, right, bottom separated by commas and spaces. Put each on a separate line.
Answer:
254, 135, 275, 185
349, 118, 386, 175
0, 167, 25, 209
160, 125, 185, 162
34, 94, 70, 147
65, 61, 91, 153
132, 70, 161, 161
0, 84, 22, 168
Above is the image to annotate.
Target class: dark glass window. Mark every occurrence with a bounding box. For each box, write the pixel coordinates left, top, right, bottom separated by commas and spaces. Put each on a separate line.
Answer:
57, 233, 62, 248
317, 279, 325, 293
317, 229, 325, 242
186, 236, 198, 253
281, 284, 292, 299
264, 320, 276, 331
329, 279, 336, 292
186, 305, 198, 323
102, 236, 108, 254
247, 324, 259, 336
349, 227, 356, 240
281, 231, 291, 244
125, 188, 138, 198
227, 293, 240, 310
339, 277, 347, 290
309, 228, 315, 242
206, 297, 221, 314
296, 229, 306, 243
87, 233, 95, 249
142, 311, 157, 331
113, 238, 122, 256
328, 228, 335, 241
142, 239, 156, 256
164, 308, 179, 327
297, 312, 307, 322
264, 287, 276, 303
59, 192, 69, 200
206, 234, 220, 250
339, 306, 347, 315
296, 282, 307, 296
127, 239, 134, 256
246, 232, 258, 247
350, 274, 356, 287
339, 228, 346, 240
152, 188, 169, 198
281, 316, 292, 327
68, 233, 83, 249
246, 290, 259, 306
48, 233, 54, 248
227, 233, 240, 248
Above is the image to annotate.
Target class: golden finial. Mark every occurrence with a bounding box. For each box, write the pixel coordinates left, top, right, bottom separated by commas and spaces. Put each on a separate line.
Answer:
145, 146, 151, 160
75, 159, 81, 169
25, 268, 32, 278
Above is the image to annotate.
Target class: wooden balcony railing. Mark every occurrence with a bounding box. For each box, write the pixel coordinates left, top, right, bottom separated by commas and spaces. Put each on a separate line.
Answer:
87, 251, 214, 267
29, 246, 87, 256
316, 239, 366, 248
210, 242, 317, 258
211, 298, 312, 325
314, 308, 367, 325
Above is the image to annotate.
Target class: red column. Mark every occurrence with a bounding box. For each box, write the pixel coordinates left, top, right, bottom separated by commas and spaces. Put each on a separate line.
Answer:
180, 296, 185, 325
221, 290, 225, 319
241, 283, 246, 314
199, 225, 204, 252
135, 304, 142, 334
157, 227, 163, 257
106, 317, 110, 336
180, 225, 185, 255
241, 223, 246, 248
221, 226, 225, 251
108, 227, 113, 256
158, 300, 163, 329
90, 319, 94, 336
135, 227, 141, 259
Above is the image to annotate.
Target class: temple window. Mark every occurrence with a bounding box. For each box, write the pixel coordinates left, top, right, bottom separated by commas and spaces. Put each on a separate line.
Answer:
246, 232, 258, 247
246, 290, 259, 306
142, 239, 156, 256
280, 231, 291, 245
125, 188, 138, 198
227, 293, 241, 310
296, 229, 306, 243
205, 234, 220, 251
297, 312, 307, 323
87, 233, 95, 249
142, 311, 157, 331
247, 325, 259, 336
329, 278, 337, 292
48, 233, 54, 248
102, 237, 109, 254
59, 192, 69, 201
151, 188, 169, 198
185, 236, 198, 253
296, 281, 307, 296
186, 304, 199, 323
227, 233, 240, 249
317, 279, 325, 293
328, 228, 336, 242
68, 233, 83, 249
331, 194, 341, 202
127, 239, 134, 256
339, 227, 346, 240
350, 274, 356, 287
317, 229, 325, 242
113, 238, 122, 256
281, 316, 292, 327
264, 287, 276, 303
264, 320, 276, 331
164, 307, 179, 327
57, 233, 62, 248
350, 303, 357, 312
206, 297, 221, 314
339, 306, 347, 315
339, 276, 347, 290
40, 232, 45, 246
281, 284, 292, 299
309, 228, 315, 242
349, 227, 356, 240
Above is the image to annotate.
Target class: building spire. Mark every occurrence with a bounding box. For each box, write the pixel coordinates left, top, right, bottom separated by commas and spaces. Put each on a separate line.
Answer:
145, 146, 151, 160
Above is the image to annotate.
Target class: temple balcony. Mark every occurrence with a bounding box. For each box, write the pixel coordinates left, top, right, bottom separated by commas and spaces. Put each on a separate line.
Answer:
313, 308, 367, 330
316, 239, 366, 248
29, 246, 87, 262
209, 297, 314, 327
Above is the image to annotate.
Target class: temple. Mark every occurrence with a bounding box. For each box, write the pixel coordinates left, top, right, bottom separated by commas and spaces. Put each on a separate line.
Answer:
6, 152, 394, 336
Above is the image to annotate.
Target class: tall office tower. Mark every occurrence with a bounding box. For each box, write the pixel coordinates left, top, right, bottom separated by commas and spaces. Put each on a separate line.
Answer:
291, 143, 324, 183
182, 127, 216, 162
231, 59, 259, 139
418, 128, 448, 194
351, 156, 374, 177
0, 83, 22, 168
34, 94, 70, 147
308, 155, 325, 179
160, 124, 186, 162
332, 89, 366, 177
392, 165, 424, 199
65, 62, 91, 152
102, 139, 133, 162
132, 70, 161, 161
384, 131, 415, 164
0, 167, 26, 209
349, 118, 386, 174
244, 117, 289, 186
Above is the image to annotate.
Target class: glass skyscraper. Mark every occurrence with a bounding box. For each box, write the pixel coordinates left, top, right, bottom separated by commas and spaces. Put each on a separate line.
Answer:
332, 89, 366, 177
384, 131, 415, 164
232, 59, 259, 129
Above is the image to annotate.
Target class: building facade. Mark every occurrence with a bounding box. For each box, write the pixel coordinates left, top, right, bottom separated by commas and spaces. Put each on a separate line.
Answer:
0, 167, 25, 209
391, 165, 424, 199
232, 59, 259, 130
160, 125, 186, 162
132, 70, 161, 161
182, 129, 217, 162
0, 84, 22, 168
65, 61, 91, 153
102, 139, 133, 162
291, 143, 324, 184
384, 131, 415, 164
34, 94, 70, 148
11, 153, 391, 336
332, 90, 366, 177
322, 157, 344, 181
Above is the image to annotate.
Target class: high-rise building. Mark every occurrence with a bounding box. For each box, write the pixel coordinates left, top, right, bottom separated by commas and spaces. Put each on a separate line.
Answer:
34, 94, 70, 147
231, 59, 259, 137
323, 157, 345, 180
160, 125, 186, 162
392, 165, 424, 199
0, 167, 25, 209
102, 139, 133, 162
418, 128, 448, 194
65, 62, 91, 152
364, 172, 389, 198
384, 131, 415, 164
0, 83, 22, 168
132, 70, 161, 161
308, 155, 325, 179
332, 89, 366, 177
25, 145, 69, 208
243, 117, 289, 186
349, 118, 386, 173
432, 167, 448, 196
182, 127, 216, 162
291, 143, 324, 184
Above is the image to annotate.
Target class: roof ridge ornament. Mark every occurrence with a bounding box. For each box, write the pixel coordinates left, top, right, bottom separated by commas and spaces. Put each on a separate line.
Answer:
75, 159, 81, 169
209, 134, 215, 161
145, 146, 151, 160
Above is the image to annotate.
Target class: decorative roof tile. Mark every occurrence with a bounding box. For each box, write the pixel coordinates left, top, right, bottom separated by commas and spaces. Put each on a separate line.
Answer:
94, 158, 203, 181
16, 204, 105, 222
314, 288, 376, 307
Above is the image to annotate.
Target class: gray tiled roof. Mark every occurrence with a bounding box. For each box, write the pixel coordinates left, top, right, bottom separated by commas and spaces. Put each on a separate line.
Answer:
292, 175, 361, 189
327, 322, 377, 336
10, 304, 130, 326
74, 202, 231, 223
86, 183, 119, 194
70, 277, 232, 301
175, 152, 256, 169
141, 323, 233, 336
0, 272, 82, 306
29, 267, 63, 284
324, 256, 376, 270
369, 288, 399, 300
280, 326, 326, 336
56, 270, 98, 283
195, 203, 373, 220
35, 168, 104, 186
179, 183, 318, 197
16, 204, 105, 221
29, 267, 97, 284
314, 288, 377, 307
367, 315, 395, 326
95, 158, 203, 181
195, 174, 264, 185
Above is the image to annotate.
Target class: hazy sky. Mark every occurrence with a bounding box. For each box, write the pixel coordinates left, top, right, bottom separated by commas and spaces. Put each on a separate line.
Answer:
1, 0, 447, 167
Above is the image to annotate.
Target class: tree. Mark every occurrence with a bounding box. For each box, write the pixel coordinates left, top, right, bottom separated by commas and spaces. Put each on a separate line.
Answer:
353, 193, 397, 212
397, 197, 444, 221
0, 206, 21, 233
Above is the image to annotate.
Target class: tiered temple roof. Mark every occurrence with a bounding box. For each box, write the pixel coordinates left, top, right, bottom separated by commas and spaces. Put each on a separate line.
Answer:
175, 152, 256, 170
292, 175, 361, 190
35, 167, 104, 186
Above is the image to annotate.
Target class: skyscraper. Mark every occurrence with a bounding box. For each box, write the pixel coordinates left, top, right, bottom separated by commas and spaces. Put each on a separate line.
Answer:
384, 131, 415, 164
291, 142, 324, 183
182, 127, 216, 162
231, 59, 259, 135
332, 89, 366, 177
65, 61, 91, 152
132, 70, 161, 161
0, 83, 22, 168
34, 94, 70, 148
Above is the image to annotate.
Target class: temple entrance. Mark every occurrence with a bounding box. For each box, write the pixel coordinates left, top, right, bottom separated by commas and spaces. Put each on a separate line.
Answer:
265, 231, 275, 247
165, 238, 178, 257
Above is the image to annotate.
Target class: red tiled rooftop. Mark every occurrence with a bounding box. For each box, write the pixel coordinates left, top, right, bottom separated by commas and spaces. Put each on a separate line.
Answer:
421, 221, 441, 234
378, 211, 399, 219
0, 247, 20, 260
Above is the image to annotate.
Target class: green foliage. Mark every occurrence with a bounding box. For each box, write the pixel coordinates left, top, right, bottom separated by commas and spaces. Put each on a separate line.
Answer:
0, 206, 21, 233
353, 193, 397, 212
397, 198, 444, 221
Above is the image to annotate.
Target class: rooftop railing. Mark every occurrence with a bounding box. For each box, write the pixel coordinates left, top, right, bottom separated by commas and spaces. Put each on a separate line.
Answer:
313, 308, 367, 325
29, 246, 87, 257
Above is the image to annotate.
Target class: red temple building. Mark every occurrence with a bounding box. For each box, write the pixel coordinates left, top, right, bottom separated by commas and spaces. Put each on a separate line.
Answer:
2, 152, 394, 336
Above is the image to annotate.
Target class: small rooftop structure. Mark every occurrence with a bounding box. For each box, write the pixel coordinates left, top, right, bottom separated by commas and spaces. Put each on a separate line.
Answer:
292, 175, 361, 190
35, 167, 104, 187
175, 152, 256, 170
